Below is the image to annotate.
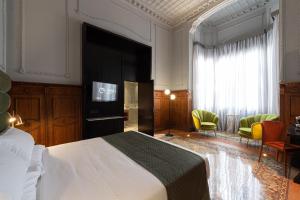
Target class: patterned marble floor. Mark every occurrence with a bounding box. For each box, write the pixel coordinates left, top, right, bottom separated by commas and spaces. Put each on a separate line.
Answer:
155, 131, 294, 200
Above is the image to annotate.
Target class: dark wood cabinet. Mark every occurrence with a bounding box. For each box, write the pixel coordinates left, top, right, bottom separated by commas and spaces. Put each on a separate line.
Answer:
280, 82, 300, 128
9, 82, 82, 146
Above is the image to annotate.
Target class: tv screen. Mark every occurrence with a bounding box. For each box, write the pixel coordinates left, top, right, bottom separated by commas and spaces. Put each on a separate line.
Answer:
92, 82, 118, 102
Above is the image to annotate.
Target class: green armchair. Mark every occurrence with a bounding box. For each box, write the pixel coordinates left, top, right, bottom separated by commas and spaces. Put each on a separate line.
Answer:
192, 109, 219, 136
238, 114, 279, 142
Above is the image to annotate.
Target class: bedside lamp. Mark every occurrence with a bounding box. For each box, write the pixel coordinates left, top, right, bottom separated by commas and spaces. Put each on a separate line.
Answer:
8, 112, 23, 128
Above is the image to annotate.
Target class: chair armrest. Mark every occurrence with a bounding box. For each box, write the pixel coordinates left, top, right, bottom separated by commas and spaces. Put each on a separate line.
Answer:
240, 117, 249, 128
212, 116, 219, 126
192, 114, 201, 130
251, 122, 262, 140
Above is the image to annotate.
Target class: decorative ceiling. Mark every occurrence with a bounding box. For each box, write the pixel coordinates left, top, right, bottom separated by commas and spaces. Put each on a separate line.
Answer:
202, 0, 278, 27
122, 0, 226, 27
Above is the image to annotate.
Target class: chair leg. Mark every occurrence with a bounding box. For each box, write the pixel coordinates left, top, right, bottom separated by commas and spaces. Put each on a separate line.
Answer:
247, 138, 249, 147
284, 152, 288, 178
214, 130, 217, 137
258, 145, 263, 162
240, 137, 242, 143
276, 150, 280, 161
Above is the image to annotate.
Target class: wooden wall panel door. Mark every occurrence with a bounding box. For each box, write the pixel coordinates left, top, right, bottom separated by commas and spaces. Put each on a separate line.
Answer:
170, 90, 192, 131
290, 96, 300, 117
154, 90, 192, 131
280, 82, 300, 128
161, 98, 170, 129
154, 96, 161, 129
9, 82, 82, 146
154, 91, 169, 131
46, 87, 81, 146
9, 84, 46, 145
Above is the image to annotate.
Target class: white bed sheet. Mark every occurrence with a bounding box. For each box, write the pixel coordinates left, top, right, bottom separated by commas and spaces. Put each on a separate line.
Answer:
37, 133, 209, 200
37, 136, 167, 200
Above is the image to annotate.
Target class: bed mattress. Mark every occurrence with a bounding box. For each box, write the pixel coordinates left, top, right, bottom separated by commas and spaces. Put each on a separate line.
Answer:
37, 132, 209, 200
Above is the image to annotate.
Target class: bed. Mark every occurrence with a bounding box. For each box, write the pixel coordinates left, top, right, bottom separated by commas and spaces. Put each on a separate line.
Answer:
0, 70, 210, 200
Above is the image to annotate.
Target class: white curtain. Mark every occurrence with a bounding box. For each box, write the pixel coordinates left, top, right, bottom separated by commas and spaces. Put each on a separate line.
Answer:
193, 16, 280, 132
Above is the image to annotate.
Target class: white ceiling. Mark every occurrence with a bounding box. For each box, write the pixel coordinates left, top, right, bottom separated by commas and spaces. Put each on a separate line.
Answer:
202, 0, 278, 27
122, 0, 226, 27
122, 0, 278, 28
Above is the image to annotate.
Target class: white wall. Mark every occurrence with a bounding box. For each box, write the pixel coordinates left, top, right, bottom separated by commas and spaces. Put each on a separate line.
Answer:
171, 23, 192, 90
4, 0, 299, 91
5, 0, 173, 89
154, 25, 172, 90
282, 0, 300, 82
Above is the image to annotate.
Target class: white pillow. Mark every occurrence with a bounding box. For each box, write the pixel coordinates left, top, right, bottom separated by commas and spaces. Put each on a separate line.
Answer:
27, 145, 45, 172
21, 145, 45, 200
0, 128, 35, 164
21, 171, 42, 200
0, 145, 28, 200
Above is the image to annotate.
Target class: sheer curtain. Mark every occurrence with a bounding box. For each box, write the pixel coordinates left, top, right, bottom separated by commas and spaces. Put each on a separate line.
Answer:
193, 16, 280, 132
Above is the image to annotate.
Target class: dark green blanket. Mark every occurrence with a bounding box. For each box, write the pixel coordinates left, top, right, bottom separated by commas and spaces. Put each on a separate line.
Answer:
103, 131, 210, 200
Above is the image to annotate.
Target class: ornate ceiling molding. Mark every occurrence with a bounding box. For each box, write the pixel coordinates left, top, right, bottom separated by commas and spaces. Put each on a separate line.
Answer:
76, 0, 153, 43
176, 0, 226, 26
205, 0, 270, 27
123, 0, 173, 26
123, 0, 226, 27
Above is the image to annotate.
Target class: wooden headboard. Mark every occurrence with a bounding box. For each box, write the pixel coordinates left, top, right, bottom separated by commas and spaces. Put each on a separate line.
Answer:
9, 82, 82, 146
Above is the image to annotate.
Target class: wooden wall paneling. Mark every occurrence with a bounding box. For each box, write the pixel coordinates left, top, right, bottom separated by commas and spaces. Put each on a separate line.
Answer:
170, 90, 193, 131
291, 96, 300, 116
154, 93, 161, 129
154, 91, 169, 131
161, 97, 170, 129
46, 86, 81, 146
9, 83, 47, 145
280, 82, 300, 128
187, 91, 193, 130
9, 82, 82, 146
154, 90, 192, 131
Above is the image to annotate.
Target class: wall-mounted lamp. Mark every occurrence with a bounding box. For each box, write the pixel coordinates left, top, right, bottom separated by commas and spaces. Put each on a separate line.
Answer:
8, 111, 23, 128
164, 89, 176, 137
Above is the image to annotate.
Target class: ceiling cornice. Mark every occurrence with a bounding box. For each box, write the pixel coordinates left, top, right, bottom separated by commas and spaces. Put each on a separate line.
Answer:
123, 0, 226, 28
209, 0, 269, 27
174, 0, 226, 27
123, 0, 173, 26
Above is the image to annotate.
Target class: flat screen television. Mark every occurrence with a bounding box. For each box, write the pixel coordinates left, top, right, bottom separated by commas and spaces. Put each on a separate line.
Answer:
92, 82, 118, 102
